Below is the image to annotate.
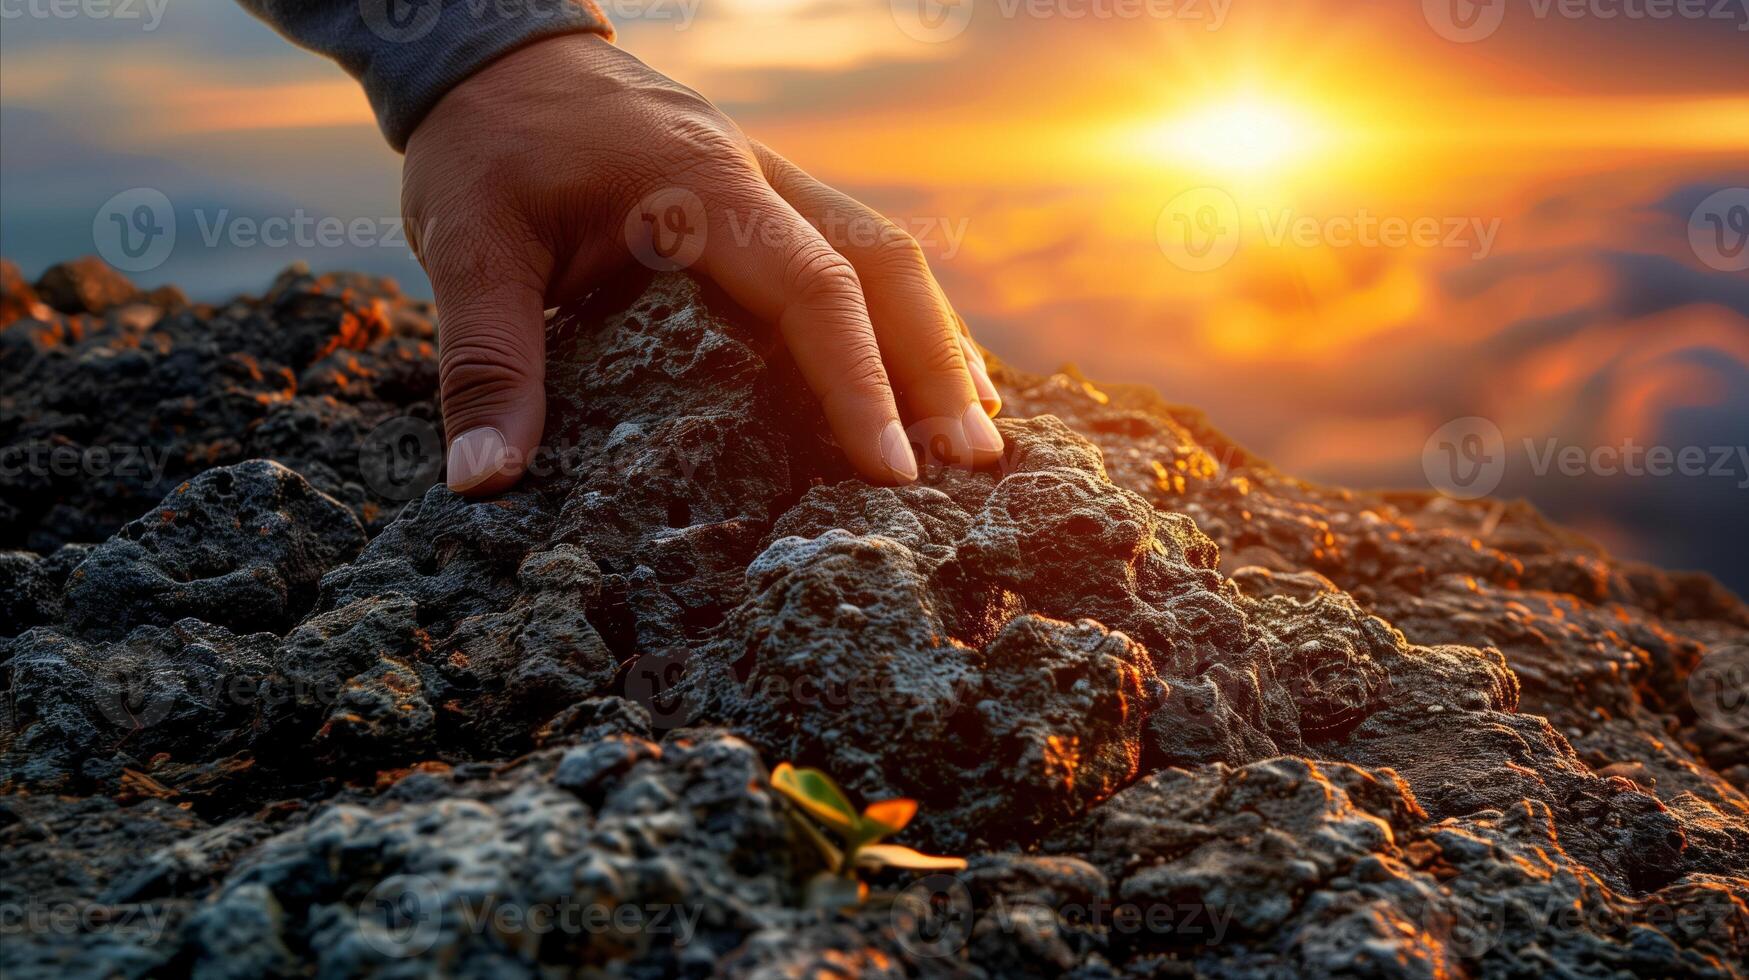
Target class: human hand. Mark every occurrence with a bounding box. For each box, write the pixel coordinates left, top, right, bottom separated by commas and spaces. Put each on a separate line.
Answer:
402, 33, 1002, 495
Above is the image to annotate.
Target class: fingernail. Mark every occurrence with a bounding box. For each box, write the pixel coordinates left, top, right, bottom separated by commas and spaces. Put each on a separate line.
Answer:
879, 419, 918, 483
970, 362, 1001, 415
957, 332, 988, 371
446, 426, 508, 492
960, 335, 1001, 416
962, 401, 1004, 455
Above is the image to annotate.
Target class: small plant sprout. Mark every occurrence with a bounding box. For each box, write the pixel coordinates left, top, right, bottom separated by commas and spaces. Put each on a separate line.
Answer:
770, 762, 966, 909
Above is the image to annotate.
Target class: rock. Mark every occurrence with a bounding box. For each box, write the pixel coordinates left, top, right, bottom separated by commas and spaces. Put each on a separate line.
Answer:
178, 732, 803, 977
0, 258, 50, 326
32, 256, 142, 315
0, 263, 440, 549
62, 460, 366, 640
0, 265, 1744, 978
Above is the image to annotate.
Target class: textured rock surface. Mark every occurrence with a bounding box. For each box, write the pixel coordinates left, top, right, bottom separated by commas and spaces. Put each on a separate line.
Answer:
1, 257, 1745, 978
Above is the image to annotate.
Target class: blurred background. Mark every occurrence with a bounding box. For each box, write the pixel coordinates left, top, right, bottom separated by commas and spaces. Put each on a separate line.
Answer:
2, 0, 1746, 592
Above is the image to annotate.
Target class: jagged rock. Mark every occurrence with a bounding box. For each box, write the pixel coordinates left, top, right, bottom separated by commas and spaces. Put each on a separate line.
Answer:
62, 460, 366, 640
0, 264, 1744, 978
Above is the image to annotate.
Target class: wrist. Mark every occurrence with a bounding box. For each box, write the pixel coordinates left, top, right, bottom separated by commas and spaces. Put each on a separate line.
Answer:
399, 24, 615, 153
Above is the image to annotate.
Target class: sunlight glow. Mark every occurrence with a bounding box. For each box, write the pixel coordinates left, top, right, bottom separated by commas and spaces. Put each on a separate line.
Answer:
1155, 98, 1322, 178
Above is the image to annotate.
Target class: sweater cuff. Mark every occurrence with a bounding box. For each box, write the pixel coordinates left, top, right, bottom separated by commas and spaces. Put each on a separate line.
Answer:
361, 0, 615, 151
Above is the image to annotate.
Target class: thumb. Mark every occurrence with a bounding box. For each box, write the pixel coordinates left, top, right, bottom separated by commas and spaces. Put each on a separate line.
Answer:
426, 238, 552, 496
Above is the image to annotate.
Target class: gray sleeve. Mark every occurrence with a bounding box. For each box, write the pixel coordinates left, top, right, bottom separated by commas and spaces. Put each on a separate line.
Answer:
235, 0, 614, 151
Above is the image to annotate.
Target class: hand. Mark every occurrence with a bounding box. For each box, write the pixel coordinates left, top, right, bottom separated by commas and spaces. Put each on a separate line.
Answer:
402, 33, 1003, 495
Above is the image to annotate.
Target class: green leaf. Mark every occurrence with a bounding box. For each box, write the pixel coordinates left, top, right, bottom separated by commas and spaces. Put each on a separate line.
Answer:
770, 762, 860, 838
853, 844, 968, 871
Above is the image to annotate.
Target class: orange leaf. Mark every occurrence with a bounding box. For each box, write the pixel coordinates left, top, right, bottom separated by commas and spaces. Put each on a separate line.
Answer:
861, 798, 918, 835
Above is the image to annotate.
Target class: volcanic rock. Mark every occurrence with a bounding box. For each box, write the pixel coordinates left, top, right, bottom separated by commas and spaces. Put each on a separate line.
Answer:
0, 261, 1744, 978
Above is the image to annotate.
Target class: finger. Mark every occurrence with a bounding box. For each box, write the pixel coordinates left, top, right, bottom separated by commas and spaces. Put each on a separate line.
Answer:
751, 143, 1002, 468
950, 305, 1001, 417
421, 216, 553, 496
688, 167, 916, 483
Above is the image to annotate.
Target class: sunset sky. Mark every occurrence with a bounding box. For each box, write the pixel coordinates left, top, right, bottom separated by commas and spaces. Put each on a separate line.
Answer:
2, 0, 1746, 590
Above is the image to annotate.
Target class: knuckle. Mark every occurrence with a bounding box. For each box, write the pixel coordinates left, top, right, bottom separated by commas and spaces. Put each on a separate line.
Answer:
870, 221, 926, 270
918, 332, 969, 377
656, 113, 749, 175
427, 221, 534, 288
830, 344, 894, 403
643, 79, 721, 118
783, 240, 862, 305
438, 331, 541, 403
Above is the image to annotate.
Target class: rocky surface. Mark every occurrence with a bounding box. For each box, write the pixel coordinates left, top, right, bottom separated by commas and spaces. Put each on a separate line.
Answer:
1, 256, 1745, 978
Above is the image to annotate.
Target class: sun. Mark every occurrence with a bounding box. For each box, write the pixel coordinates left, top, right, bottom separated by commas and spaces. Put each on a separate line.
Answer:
1154, 97, 1322, 178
